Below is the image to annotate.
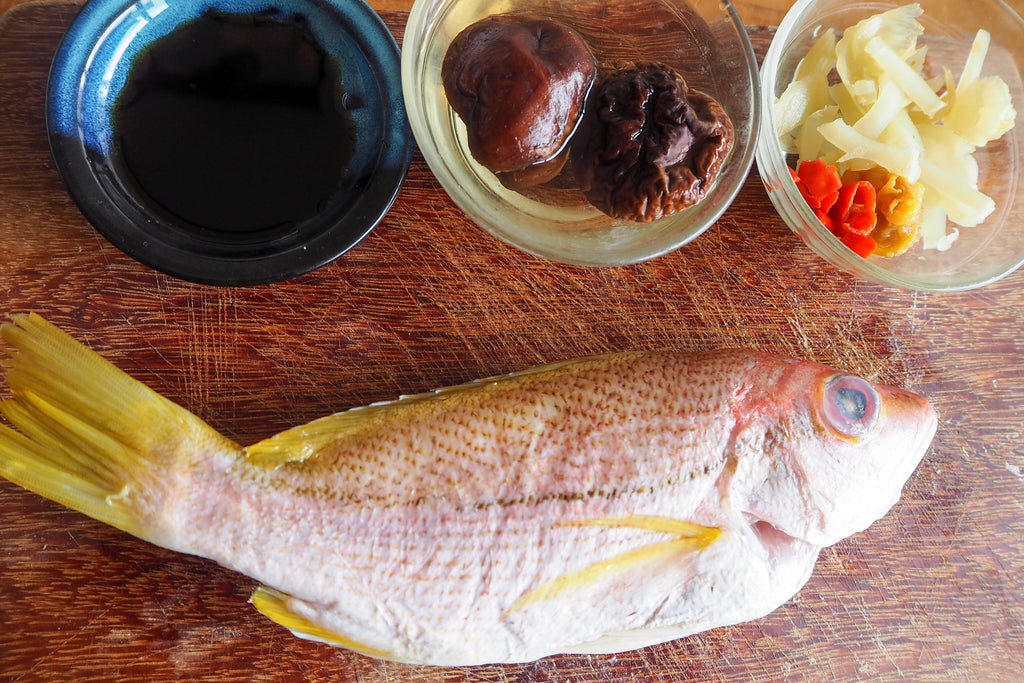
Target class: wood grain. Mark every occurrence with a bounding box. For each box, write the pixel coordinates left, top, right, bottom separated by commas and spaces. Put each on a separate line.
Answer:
1, 2, 1022, 681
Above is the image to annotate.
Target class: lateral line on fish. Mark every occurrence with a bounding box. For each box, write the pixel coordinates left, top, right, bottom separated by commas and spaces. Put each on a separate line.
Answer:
240, 465, 722, 511
505, 515, 720, 616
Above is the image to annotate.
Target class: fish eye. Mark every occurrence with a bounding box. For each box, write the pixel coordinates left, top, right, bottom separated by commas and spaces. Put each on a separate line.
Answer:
821, 375, 880, 439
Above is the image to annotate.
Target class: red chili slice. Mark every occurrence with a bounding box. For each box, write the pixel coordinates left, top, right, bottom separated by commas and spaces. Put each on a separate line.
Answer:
829, 180, 877, 236
790, 161, 881, 258
795, 159, 842, 212
836, 228, 877, 258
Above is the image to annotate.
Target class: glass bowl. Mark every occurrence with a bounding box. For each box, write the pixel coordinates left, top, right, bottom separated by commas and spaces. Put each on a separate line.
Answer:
756, 0, 1024, 291
402, 0, 760, 266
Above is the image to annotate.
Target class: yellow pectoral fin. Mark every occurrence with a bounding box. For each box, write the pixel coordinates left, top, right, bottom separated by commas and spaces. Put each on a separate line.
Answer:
249, 587, 394, 660
506, 516, 720, 615
566, 514, 722, 542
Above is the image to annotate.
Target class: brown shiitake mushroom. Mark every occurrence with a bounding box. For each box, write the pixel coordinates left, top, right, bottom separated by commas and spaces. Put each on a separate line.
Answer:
442, 15, 596, 190
571, 62, 734, 222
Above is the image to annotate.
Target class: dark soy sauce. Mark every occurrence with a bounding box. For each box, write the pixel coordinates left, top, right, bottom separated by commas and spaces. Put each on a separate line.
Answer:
112, 9, 356, 234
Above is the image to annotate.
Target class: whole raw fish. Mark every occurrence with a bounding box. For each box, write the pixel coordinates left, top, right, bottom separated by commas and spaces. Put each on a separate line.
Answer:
0, 314, 936, 666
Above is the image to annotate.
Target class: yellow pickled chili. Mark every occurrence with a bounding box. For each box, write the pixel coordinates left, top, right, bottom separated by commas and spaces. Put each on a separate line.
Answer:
843, 167, 924, 257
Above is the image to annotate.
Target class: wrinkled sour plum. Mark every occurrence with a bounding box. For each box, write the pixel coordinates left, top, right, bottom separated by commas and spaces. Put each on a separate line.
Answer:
442, 15, 596, 189
571, 62, 734, 222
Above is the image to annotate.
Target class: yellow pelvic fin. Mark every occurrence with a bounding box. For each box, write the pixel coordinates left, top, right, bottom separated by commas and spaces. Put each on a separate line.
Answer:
0, 314, 239, 545
507, 515, 720, 615
250, 587, 394, 660
564, 514, 722, 540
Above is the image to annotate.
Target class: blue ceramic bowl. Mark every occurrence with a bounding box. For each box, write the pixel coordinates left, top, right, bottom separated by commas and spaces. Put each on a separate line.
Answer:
47, 0, 412, 286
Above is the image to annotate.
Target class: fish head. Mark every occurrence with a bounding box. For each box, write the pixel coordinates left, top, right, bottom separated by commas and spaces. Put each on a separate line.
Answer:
731, 356, 937, 549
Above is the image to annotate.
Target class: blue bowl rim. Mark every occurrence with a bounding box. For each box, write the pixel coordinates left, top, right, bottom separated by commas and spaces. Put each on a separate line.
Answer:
46, 0, 414, 286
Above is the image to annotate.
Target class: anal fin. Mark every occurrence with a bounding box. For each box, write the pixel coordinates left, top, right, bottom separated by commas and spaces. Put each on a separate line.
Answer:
249, 586, 394, 660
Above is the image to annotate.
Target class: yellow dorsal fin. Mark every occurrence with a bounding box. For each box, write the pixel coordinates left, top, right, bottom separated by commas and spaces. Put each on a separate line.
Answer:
240, 379, 517, 470
242, 400, 418, 469
243, 415, 354, 469
242, 354, 637, 470
249, 587, 394, 660
506, 515, 720, 615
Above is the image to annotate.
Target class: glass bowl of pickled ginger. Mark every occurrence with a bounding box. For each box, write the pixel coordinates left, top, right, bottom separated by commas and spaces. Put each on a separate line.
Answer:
756, 0, 1024, 291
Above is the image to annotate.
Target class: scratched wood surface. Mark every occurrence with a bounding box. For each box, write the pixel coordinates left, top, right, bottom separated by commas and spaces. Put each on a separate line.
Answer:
1, 1, 1022, 681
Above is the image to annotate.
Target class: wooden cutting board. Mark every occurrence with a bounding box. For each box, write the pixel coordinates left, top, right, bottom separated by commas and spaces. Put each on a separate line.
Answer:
0, 2, 1021, 680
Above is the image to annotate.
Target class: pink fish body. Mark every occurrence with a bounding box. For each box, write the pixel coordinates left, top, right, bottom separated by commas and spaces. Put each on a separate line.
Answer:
0, 314, 937, 665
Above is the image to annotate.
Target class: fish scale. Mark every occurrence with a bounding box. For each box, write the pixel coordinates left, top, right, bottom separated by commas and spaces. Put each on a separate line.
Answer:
0, 314, 937, 665
247, 353, 740, 507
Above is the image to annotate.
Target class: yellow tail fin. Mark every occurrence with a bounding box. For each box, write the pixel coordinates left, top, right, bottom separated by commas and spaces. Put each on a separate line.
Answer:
0, 313, 239, 545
